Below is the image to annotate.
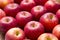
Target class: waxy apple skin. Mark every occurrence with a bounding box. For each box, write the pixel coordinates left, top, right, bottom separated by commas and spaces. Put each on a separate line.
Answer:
44, 0, 59, 13
16, 11, 32, 28
0, 0, 14, 8
20, 0, 36, 11
34, 0, 48, 5
0, 9, 6, 19
0, 17, 17, 33
40, 13, 58, 32
4, 3, 20, 17
5, 28, 25, 40
24, 21, 44, 40
31, 5, 47, 21
56, 9, 60, 21
52, 24, 60, 40
38, 33, 58, 40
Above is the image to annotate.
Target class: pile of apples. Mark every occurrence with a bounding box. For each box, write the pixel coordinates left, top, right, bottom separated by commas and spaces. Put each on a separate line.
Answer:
1, 0, 60, 40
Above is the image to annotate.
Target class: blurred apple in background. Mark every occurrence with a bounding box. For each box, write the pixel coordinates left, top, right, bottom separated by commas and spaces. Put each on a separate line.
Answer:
14, 0, 22, 4
0, 0, 14, 9
0, 9, 6, 19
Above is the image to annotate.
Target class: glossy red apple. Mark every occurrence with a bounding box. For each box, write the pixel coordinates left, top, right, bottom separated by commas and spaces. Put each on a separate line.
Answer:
5, 27, 25, 40
0, 9, 6, 19
52, 24, 60, 40
38, 33, 58, 40
4, 3, 20, 17
24, 21, 44, 40
40, 13, 58, 32
44, 0, 59, 13
34, 0, 48, 5
56, 9, 60, 21
14, 0, 22, 4
0, 16, 17, 33
31, 5, 47, 21
0, 0, 14, 8
20, 0, 36, 11
16, 11, 32, 28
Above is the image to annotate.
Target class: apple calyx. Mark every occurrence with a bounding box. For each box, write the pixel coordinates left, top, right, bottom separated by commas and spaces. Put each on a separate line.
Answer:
22, 12, 27, 16
5, 18, 10, 22
46, 37, 51, 40
36, 6, 40, 10
31, 23, 36, 27
15, 31, 20, 36
49, 15, 53, 19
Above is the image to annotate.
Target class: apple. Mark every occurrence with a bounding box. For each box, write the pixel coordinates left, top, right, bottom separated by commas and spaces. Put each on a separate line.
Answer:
24, 21, 44, 40
34, 0, 48, 5
16, 11, 32, 28
0, 0, 14, 8
56, 9, 60, 21
44, 0, 59, 13
39, 13, 58, 32
0, 16, 17, 33
37, 33, 58, 40
52, 24, 60, 40
14, 0, 22, 4
31, 5, 47, 21
20, 0, 36, 11
4, 3, 20, 17
0, 9, 6, 19
5, 27, 25, 40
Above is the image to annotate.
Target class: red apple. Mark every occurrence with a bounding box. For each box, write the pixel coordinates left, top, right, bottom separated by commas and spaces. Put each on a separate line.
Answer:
20, 0, 36, 11
56, 9, 60, 21
5, 27, 25, 40
16, 11, 32, 28
0, 0, 14, 8
0, 9, 6, 19
31, 5, 47, 21
44, 0, 59, 13
0, 16, 17, 33
34, 0, 48, 5
24, 21, 44, 40
4, 3, 20, 17
14, 0, 22, 4
39, 13, 58, 32
38, 33, 58, 40
52, 24, 60, 40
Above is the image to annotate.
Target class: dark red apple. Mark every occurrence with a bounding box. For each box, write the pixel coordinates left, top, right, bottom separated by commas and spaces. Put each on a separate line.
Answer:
39, 13, 58, 32
31, 5, 47, 21
0, 16, 17, 33
34, 0, 48, 5
4, 3, 20, 17
14, 0, 22, 4
56, 9, 60, 21
20, 0, 36, 11
0, 0, 14, 8
44, 0, 59, 13
0, 9, 6, 19
24, 21, 44, 40
5, 27, 25, 40
52, 24, 60, 40
16, 11, 32, 28
38, 33, 58, 40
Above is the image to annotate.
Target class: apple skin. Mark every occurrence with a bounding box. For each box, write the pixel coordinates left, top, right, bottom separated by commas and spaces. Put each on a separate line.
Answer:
37, 33, 58, 40
24, 21, 44, 40
0, 0, 14, 9
52, 24, 60, 40
16, 11, 32, 28
0, 16, 17, 33
39, 13, 58, 32
14, 0, 22, 4
34, 0, 48, 5
31, 5, 47, 21
44, 0, 59, 13
4, 3, 20, 17
56, 9, 60, 21
5, 27, 25, 40
0, 9, 6, 19
20, 0, 36, 11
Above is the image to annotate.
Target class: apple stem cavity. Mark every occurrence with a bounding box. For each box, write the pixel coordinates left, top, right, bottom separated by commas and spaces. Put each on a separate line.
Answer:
16, 31, 19, 36
25, 0, 29, 3
46, 37, 51, 40
37, 6, 40, 10
31, 23, 36, 27
49, 15, 53, 19
22, 12, 27, 16
5, 18, 10, 22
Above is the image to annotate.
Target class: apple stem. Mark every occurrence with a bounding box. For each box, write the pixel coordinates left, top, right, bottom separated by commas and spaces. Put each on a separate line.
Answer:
16, 31, 19, 36
31, 23, 35, 27
49, 15, 53, 19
